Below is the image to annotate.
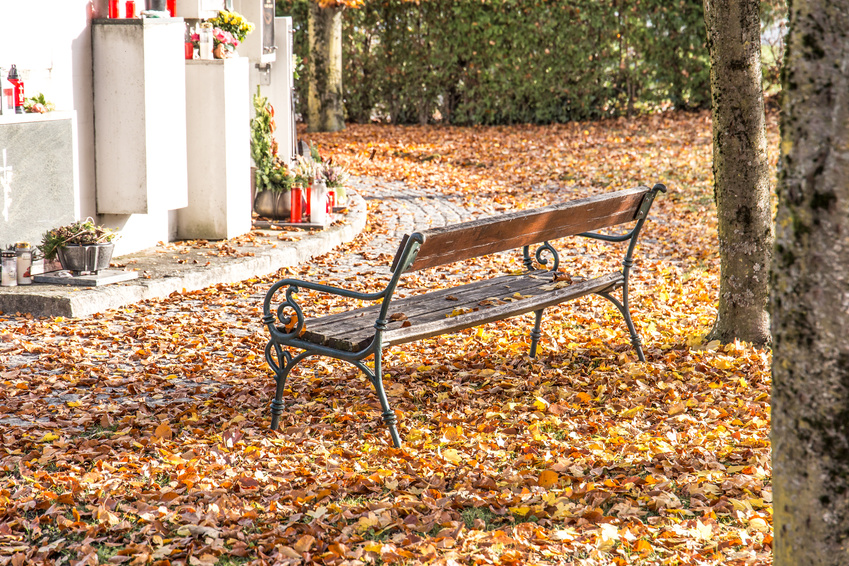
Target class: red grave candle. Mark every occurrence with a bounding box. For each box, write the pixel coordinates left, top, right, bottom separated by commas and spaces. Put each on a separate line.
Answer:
290, 187, 303, 223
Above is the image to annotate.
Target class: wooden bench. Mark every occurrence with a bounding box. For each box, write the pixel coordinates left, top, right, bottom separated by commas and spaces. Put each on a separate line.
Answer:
262, 184, 666, 447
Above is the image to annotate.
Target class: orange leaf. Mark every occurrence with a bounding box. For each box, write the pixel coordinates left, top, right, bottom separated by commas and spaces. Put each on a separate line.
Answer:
634, 539, 653, 557
154, 422, 173, 441
293, 534, 316, 554
538, 470, 559, 488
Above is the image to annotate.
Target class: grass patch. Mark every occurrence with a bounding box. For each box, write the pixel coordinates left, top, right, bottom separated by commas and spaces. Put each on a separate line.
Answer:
461, 506, 504, 530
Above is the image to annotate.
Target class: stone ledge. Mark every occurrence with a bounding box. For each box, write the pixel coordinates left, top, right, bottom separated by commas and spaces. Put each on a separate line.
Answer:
0, 192, 367, 318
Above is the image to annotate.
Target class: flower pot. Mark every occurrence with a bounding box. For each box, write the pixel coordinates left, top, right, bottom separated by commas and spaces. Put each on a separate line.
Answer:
254, 190, 291, 220
57, 243, 115, 276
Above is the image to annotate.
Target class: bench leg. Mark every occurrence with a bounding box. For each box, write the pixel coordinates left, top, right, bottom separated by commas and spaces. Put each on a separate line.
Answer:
598, 291, 646, 362
530, 309, 544, 358
269, 363, 291, 431
265, 342, 307, 431
370, 349, 402, 448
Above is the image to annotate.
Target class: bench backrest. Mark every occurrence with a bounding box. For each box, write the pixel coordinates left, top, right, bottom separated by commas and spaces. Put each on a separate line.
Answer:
392, 186, 651, 273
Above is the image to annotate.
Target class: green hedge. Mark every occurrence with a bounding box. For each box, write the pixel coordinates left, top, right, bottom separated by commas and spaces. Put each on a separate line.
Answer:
277, 0, 714, 125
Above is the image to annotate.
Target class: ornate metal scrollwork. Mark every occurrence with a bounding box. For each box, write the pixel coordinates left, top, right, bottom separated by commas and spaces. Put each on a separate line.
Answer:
264, 341, 293, 378
267, 285, 306, 341
523, 241, 560, 272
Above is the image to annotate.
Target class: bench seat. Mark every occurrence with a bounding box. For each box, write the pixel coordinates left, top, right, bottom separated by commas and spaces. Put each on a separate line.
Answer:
294, 271, 623, 352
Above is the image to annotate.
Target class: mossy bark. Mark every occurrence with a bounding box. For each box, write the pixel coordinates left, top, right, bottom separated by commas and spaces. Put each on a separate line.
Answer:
771, 0, 849, 563
307, 3, 344, 133
702, 0, 773, 345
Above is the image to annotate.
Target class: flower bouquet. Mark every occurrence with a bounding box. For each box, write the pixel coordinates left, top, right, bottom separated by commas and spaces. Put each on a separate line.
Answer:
208, 10, 255, 44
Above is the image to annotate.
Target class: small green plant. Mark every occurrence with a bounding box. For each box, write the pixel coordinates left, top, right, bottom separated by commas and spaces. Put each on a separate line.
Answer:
95, 544, 120, 562
39, 218, 118, 261
461, 506, 502, 530
251, 86, 293, 194
24, 93, 54, 114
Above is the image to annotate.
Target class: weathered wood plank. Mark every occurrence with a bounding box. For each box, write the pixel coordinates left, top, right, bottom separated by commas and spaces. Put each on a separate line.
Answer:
385, 272, 622, 346
296, 271, 623, 351
301, 274, 547, 334
398, 187, 648, 272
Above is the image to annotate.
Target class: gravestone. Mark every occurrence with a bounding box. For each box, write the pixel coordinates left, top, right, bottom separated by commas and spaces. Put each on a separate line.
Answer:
0, 113, 77, 249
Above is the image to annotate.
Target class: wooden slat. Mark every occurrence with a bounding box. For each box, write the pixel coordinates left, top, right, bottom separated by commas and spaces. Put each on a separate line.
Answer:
400, 187, 648, 272
294, 271, 623, 352
383, 272, 622, 347
302, 276, 538, 334
297, 275, 545, 350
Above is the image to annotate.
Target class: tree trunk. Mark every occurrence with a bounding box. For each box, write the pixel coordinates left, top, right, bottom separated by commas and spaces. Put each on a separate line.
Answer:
771, 0, 849, 563
307, 2, 344, 132
702, 0, 773, 344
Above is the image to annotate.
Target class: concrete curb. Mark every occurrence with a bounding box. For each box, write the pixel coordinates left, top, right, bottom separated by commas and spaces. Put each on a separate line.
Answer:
0, 193, 368, 318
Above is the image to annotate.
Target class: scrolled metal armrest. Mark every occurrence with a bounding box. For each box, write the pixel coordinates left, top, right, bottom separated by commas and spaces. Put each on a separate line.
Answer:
523, 241, 561, 272
262, 277, 388, 342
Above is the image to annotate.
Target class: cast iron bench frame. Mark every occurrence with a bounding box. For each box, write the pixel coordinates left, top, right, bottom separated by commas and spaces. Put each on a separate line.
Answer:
262, 184, 666, 447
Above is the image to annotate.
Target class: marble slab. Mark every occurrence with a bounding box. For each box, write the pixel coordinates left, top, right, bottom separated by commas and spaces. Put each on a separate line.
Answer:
33, 269, 138, 287
0, 113, 77, 248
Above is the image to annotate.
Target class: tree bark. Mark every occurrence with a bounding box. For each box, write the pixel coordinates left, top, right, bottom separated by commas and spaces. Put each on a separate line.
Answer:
702, 0, 773, 344
771, 0, 849, 563
307, 2, 345, 132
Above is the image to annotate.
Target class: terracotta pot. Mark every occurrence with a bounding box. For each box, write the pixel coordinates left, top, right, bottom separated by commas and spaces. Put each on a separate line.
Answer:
58, 243, 115, 275
254, 190, 291, 220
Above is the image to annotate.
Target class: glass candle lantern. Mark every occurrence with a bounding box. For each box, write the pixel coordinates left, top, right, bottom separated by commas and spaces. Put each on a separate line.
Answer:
198, 23, 213, 60
1, 251, 16, 287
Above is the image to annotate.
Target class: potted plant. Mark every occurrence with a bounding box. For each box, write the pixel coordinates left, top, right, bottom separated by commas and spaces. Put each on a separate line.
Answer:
251, 87, 295, 219
304, 143, 351, 206
39, 219, 118, 275
319, 158, 350, 206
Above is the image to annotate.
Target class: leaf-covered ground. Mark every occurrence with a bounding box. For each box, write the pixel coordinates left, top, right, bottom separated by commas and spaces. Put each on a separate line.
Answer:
0, 110, 777, 565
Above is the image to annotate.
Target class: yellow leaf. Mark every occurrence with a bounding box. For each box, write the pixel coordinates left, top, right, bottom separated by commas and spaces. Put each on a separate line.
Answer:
40, 433, 59, 443
621, 405, 643, 418
364, 542, 383, 553
729, 498, 753, 512
66, 401, 82, 408
509, 506, 531, 516
749, 517, 769, 533
528, 423, 544, 441
538, 470, 559, 488
356, 513, 380, 532
442, 448, 462, 464
533, 397, 549, 412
